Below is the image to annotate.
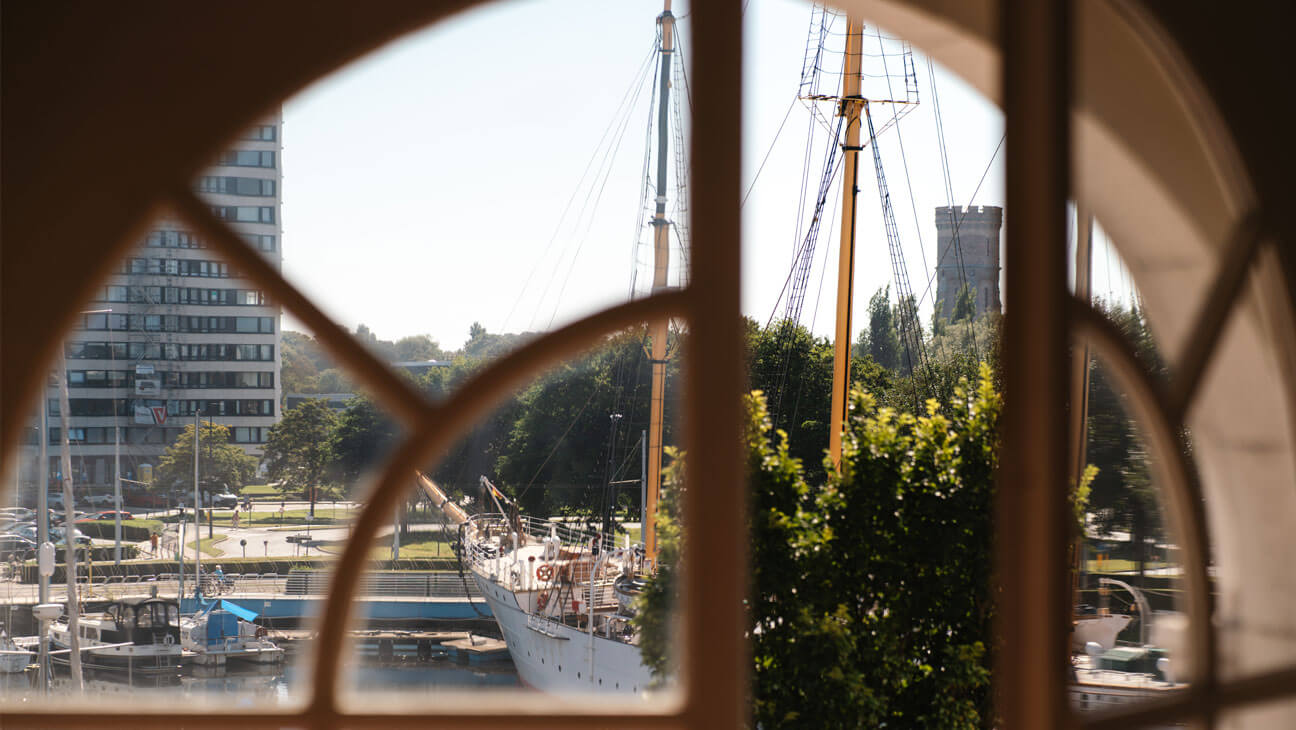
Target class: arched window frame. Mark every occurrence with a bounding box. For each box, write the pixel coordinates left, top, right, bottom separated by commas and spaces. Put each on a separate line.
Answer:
2, 1, 1293, 728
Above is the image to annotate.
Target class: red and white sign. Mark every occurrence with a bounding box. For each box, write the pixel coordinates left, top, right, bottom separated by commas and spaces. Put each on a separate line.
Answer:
135, 405, 168, 425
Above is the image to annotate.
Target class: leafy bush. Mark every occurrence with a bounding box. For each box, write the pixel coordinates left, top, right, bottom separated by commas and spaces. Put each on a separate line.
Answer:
749, 364, 1000, 728
76, 519, 163, 542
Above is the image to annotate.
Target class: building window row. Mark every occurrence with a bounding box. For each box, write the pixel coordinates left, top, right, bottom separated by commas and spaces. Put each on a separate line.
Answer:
230, 426, 269, 443
210, 205, 275, 224
241, 125, 277, 142
124, 257, 231, 278
43, 397, 275, 419
40, 426, 269, 446
48, 398, 131, 417
197, 175, 277, 197
145, 229, 202, 249
65, 341, 274, 363
80, 313, 275, 334
143, 229, 277, 253
216, 149, 276, 169
243, 233, 277, 252
65, 370, 274, 390
168, 399, 275, 417
98, 284, 267, 307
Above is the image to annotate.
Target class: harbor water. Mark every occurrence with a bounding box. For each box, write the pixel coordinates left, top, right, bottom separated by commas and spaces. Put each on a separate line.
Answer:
0, 658, 520, 705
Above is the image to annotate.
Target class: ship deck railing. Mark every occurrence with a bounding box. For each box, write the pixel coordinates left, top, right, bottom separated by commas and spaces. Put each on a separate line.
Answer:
465, 513, 621, 557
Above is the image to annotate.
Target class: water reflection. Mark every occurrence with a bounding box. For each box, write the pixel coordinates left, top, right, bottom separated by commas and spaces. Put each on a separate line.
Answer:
0, 652, 519, 705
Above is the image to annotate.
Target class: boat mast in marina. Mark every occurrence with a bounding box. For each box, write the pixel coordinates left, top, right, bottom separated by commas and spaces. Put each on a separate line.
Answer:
193, 411, 202, 601
644, 0, 675, 564
56, 355, 83, 688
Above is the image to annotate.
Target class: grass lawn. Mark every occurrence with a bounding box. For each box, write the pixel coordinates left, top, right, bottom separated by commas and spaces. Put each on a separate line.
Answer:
186, 533, 227, 557
239, 506, 359, 526
239, 484, 280, 497
353, 532, 452, 560
1084, 559, 1171, 573
82, 518, 164, 531
240, 484, 348, 502
161, 506, 358, 528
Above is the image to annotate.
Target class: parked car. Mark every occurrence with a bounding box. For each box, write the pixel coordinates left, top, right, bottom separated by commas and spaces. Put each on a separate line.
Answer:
4, 522, 36, 539
0, 508, 34, 522
85, 494, 115, 507
0, 535, 36, 560
77, 510, 134, 522
203, 492, 240, 509
51, 526, 91, 546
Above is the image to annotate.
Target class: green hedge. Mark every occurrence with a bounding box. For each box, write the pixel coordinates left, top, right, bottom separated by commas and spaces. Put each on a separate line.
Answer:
76, 519, 163, 542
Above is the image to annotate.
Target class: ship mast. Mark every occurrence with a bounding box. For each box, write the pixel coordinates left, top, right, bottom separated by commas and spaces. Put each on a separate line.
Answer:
644, 0, 674, 563
828, 18, 865, 467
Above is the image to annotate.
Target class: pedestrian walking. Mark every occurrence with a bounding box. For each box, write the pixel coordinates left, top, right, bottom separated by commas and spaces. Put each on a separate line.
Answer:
150, 532, 159, 556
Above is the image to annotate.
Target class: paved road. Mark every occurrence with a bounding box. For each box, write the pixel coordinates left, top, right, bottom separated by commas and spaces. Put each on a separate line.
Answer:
140, 521, 453, 560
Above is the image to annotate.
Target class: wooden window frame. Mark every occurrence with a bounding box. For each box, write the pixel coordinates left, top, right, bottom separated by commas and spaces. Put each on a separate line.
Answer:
4, 0, 1294, 728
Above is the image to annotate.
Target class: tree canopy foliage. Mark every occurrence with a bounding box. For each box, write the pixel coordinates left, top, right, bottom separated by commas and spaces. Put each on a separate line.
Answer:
261, 398, 340, 515
748, 367, 1000, 728
155, 422, 258, 493
1083, 299, 1168, 573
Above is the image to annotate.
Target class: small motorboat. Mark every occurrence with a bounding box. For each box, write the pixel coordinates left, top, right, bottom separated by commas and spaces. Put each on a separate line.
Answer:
181, 599, 284, 666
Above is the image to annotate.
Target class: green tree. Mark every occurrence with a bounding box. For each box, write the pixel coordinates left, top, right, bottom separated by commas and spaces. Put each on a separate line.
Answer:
866, 285, 901, 371
895, 292, 923, 375
952, 281, 977, 322
261, 399, 340, 517
746, 317, 889, 485
155, 423, 258, 495
749, 365, 1000, 728
1083, 300, 1166, 581
632, 446, 683, 683
332, 395, 402, 489
315, 368, 354, 393
394, 334, 446, 361
494, 330, 678, 518
462, 321, 532, 360
280, 331, 325, 397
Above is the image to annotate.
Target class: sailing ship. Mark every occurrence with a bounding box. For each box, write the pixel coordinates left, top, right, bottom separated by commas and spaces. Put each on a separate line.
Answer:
415, 2, 919, 695
420, 473, 654, 693
419, 0, 686, 695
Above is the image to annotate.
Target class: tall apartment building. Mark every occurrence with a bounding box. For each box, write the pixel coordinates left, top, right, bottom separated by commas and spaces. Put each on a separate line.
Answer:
934, 205, 1003, 320
33, 115, 284, 493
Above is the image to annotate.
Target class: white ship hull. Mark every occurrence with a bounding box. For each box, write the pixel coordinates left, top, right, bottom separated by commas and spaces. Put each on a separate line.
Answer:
1072, 614, 1133, 652
472, 572, 654, 695
416, 475, 662, 697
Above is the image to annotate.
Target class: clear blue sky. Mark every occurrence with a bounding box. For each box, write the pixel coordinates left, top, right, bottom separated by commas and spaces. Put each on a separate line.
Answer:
281, 0, 1132, 351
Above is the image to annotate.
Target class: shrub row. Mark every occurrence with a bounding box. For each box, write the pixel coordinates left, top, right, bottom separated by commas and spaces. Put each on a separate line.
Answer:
76, 519, 163, 542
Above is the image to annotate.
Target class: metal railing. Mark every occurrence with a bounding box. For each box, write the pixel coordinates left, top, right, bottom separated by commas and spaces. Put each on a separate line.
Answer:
2, 569, 482, 602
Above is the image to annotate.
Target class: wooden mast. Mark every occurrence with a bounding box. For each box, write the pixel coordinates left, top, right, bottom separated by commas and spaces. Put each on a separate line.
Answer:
828, 18, 865, 467
645, 0, 674, 563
